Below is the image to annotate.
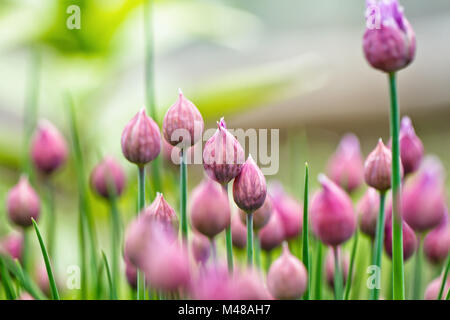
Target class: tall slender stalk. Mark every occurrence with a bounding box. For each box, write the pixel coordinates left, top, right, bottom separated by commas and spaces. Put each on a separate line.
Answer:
412, 235, 423, 300
180, 149, 188, 243
437, 254, 450, 300
247, 212, 254, 266
102, 251, 118, 300
222, 184, 234, 273
302, 163, 310, 300
254, 234, 261, 268
109, 194, 121, 297
344, 230, 359, 300
388, 72, 405, 300
333, 246, 343, 300
313, 241, 323, 300
137, 166, 146, 300
370, 191, 386, 300
0, 257, 16, 300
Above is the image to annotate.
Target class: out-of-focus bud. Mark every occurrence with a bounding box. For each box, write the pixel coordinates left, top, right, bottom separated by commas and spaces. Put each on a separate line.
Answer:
191, 265, 237, 300
259, 208, 285, 252
384, 208, 417, 261
234, 269, 271, 300
123, 214, 155, 269
325, 248, 350, 289
90, 156, 126, 199
190, 179, 230, 238
233, 155, 267, 213
357, 188, 380, 238
239, 196, 273, 231
191, 232, 211, 265
270, 185, 302, 239
17, 293, 35, 300
267, 242, 307, 300
31, 120, 68, 175
6, 176, 40, 228
402, 156, 446, 232
0, 233, 24, 261
36, 264, 50, 297
399, 116, 424, 175
231, 211, 247, 249
163, 89, 204, 148
121, 108, 161, 166
364, 139, 401, 192
424, 277, 450, 300
310, 175, 356, 246
203, 118, 245, 185
124, 255, 137, 289
424, 212, 450, 265
363, 0, 416, 73
143, 193, 179, 234
327, 134, 364, 193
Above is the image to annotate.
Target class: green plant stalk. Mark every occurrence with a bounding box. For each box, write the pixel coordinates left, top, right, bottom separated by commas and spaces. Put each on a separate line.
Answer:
222, 184, 234, 273
370, 191, 386, 300
32, 219, 60, 300
302, 162, 310, 300
22, 229, 30, 273
388, 72, 405, 300
254, 234, 261, 269
180, 149, 188, 243
437, 254, 450, 300
313, 241, 323, 300
333, 246, 343, 300
78, 201, 87, 299
0, 257, 16, 299
446, 289, 450, 300
344, 230, 359, 300
45, 180, 56, 261
102, 251, 118, 300
109, 194, 121, 297
247, 212, 254, 266
412, 235, 423, 300
137, 166, 146, 300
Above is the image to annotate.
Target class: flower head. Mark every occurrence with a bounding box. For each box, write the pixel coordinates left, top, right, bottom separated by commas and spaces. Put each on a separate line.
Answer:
0, 233, 24, 261
258, 208, 285, 252
121, 108, 161, 166
90, 156, 126, 199
399, 116, 424, 175
238, 195, 273, 231
163, 89, 203, 149
424, 277, 450, 300
363, 0, 416, 72
357, 187, 380, 238
143, 193, 179, 234
270, 184, 302, 239
384, 207, 417, 261
191, 232, 211, 265
203, 118, 245, 185
231, 211, 247, 249
6, 176, 40, 228
424, 211, 450, 265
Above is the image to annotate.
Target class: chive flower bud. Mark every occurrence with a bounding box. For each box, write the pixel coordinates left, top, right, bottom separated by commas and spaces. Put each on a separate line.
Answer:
271, 185, 302, 239
357, 187, 380, 238
231, 211, 247, 249
143, 193, 179, 234
384, 208, 417, 261
238, 195, 273, 231
424, 211, 450, 265
399, 116, 424, 175
0, 233, 23, 261
6, 176, 41, 228
90, 156, 126, 199
259, 208, 285, 252
191, 232, 211, 265
424, 277, 450, 300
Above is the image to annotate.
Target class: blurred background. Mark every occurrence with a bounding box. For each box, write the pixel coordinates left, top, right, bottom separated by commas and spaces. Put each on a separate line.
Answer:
0, 0, 449, 299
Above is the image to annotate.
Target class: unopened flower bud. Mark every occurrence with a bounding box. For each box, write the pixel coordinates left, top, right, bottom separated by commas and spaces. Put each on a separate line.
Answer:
424, 212, 450, 265
6, 176, 40, 228
233, 155, 267, 213
239, 195, 273, 231
231, 211, 247, 249
143, 193, 179, 234
271, 184, 302, 239
259, 208, 285, 252
203, 118, 245, 185
399, 116, 424, 175
191, 232, 211, 265
31, 120, 68, 175
311, 174, 356, 246
90, 156, 126, 199
124, 255, 137, 289
0, 233, 23, 261
424, 277, 450, 300
384, 208, 417, 261
357, 187, 380, 238
163, 89, 203, 148
121, 108, 161, 166
234, 269, 271, 300
267, 242, 307, 300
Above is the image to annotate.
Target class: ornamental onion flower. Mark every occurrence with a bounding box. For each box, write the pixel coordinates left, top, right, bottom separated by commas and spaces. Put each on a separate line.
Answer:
238, 195, 273, 231
357, 187, 379, 238
0, 233, 24, 261
6, 176, 41, 228
424, 212, 450, 265
259, 208, 285, 252
399, 116, 424, 175
384, 208, 418, 261
191, 232, 211, 265
143, 193, 179, 234
231, 211, 247, 249
90, 156, 126, 199
424, 277, 450, 300
270, 185, 302, 239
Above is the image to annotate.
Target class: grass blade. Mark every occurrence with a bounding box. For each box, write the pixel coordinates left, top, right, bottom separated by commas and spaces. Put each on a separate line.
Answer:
313, 241, 323, 300
302, 162, 310, 300
102, 250, 118, 300
437, 254, 450, 300
0, 256, 17, 299
32, 218, 60, 300
344, 230, 359, 300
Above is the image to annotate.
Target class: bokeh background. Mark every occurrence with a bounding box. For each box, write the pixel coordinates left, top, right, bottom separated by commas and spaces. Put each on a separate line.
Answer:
0, 0, 449, 299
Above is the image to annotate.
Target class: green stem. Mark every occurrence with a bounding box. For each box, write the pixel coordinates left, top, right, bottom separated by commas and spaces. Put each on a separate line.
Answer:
0, 257, 16, 300
333, 246, 343, 300
32, 219, 60, 300
313, 241, 323, 300
302, 162, 310, 300
247, 212, 254, 266
22, 229, 30, 273
344, 230, 359, 300
222, 184, 234, 273
370, 191, 386, 300
102, 251, 118, 300
437, 254, 450, 300
78, 201, 87, 299
412, 235, 423, 300
137, 166, 146, 300
254, 234, 261, 269
180, 149, 188, 243
109, 195, 121, 298
388, 72, 405, 300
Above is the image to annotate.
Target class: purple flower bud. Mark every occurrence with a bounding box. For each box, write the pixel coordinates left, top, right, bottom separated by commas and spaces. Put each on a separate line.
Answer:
121, 108, 161, 166
325, 247, 350, 289
310, 175, 356, 246
203, 118, 245, 185
233, 155, 267, 213
271, 186, 302, 239
124, 255, 137, 289
238, 195, 273, 231
191, 232, 211, 265
90, 156, 126, 199
267, 242, 308, 300
357, 187, 380, 238
234, 269, 271, 300
424, 212, 450, 265
399, 116, 424, 175
31, 120, 68, 175
364, 138, 402, 191
231, 211, 247, 249
363, 0, 416, 73
124, 214, 155, 269
143, 193, 179, 234
191, 264, 237, 300
6, 176, 40, 228
190, 179, 230, 238
402, 156, 446, 232
163, 89, 204, 148
424, 277, 450, 300
327, 134, 364, 193
0, 233, 24, 261
384, 208, 417, 261
258, 208, 285, 252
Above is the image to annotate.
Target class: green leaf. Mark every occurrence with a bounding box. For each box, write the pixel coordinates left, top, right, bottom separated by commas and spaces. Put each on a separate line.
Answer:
101, 250, 117, 300
0, 256, 16, 300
